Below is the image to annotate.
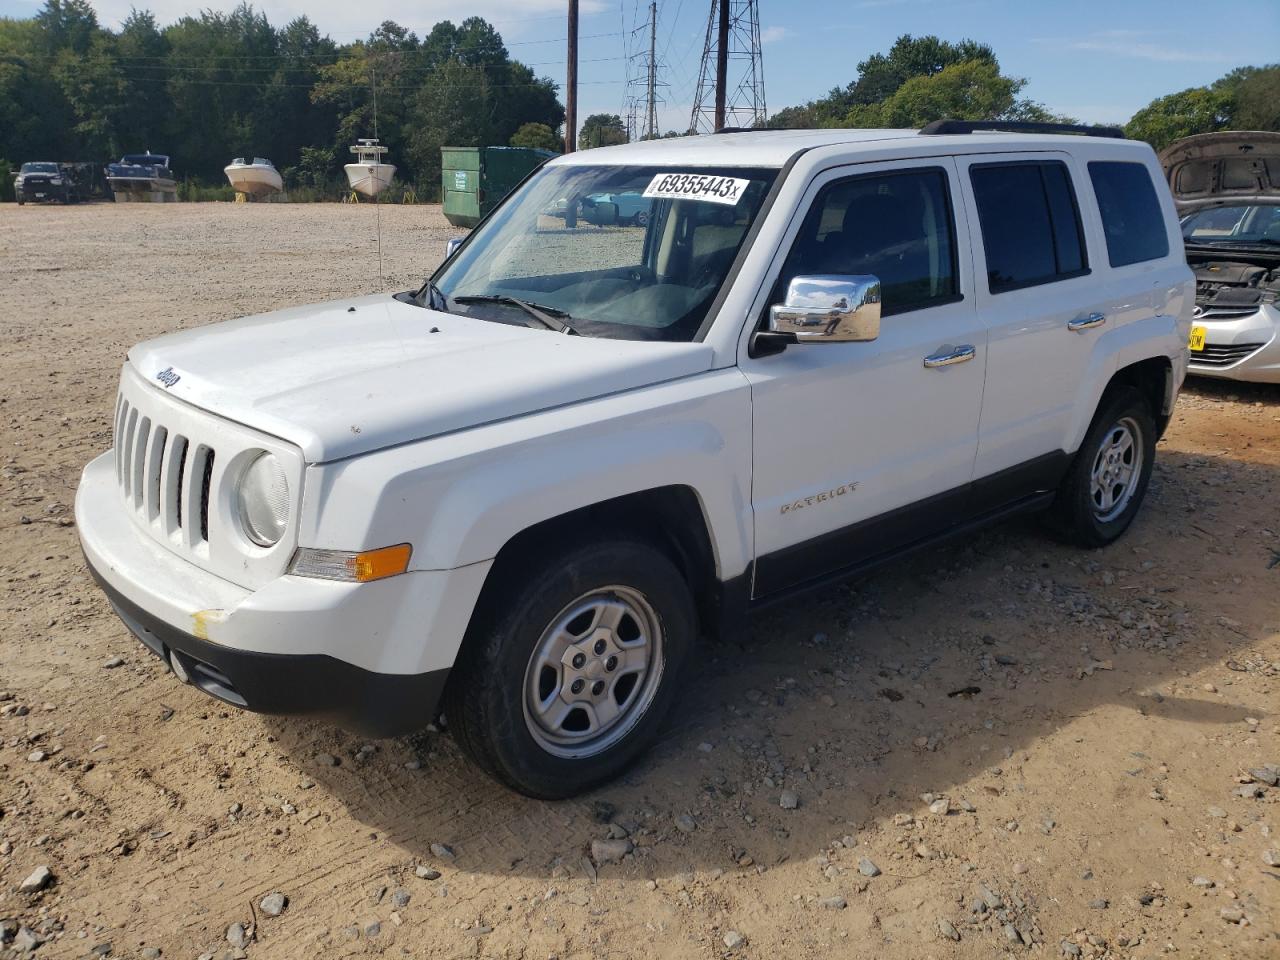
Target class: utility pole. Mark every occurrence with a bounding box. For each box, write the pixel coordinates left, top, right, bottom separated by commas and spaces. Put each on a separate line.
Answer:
689, 1, 767, 134
644, 1, 658, 139
565, 0, 578, 152
713, 0, 728, 131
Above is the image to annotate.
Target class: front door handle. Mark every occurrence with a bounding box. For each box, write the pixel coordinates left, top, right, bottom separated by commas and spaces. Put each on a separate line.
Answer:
923, 344, 975, 368
1068, 312, 1106, 332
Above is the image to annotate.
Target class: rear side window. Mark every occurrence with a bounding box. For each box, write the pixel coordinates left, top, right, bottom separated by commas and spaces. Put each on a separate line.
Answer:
970, 161, 1088, 293
1088, 161, 1170, 267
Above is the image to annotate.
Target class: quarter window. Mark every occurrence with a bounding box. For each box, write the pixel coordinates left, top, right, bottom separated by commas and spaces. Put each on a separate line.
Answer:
970, 161, 1088, 293
776, 168, 959, 316
1088, 161, 1170, 267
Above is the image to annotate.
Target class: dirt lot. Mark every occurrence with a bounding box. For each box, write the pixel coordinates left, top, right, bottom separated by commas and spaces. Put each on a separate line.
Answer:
0, 202, 1277, 960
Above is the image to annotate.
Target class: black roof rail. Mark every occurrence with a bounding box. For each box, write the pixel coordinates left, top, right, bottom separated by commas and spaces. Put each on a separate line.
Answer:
919, 119, 1126, 139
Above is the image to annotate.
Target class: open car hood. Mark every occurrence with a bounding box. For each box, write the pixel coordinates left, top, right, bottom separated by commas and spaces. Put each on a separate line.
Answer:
1159, 131, 1280, 212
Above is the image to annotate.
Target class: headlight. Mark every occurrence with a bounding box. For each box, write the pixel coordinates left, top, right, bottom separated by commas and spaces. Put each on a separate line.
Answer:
50, 177, 63, 185
236, 452, 289, 546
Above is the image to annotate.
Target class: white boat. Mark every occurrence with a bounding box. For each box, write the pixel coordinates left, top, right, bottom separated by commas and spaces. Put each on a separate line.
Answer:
224, 157, 283, 198
344, 139, 395, 198
105, 152, 177, 202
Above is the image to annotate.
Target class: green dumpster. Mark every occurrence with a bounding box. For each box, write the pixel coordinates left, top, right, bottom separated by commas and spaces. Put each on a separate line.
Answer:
441, 146, 557, 228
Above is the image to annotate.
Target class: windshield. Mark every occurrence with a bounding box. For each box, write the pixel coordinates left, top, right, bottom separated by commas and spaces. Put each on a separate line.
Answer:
434, 164, 779, 341
20, 163, 58, 174
1182, 204, 1280, 245
122, 154, 167, 166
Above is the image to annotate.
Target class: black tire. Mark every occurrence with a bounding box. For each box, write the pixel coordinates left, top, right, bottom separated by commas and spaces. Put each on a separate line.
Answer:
1045, 385, 1157, 547
444, 537, 695, 799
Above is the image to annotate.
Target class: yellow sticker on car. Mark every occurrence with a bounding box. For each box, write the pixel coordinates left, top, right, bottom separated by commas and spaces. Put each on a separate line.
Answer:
1188, 326, 1206, 352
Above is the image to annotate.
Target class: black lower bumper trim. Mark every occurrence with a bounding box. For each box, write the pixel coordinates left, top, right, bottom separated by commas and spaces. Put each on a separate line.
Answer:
86, 556, 448, 738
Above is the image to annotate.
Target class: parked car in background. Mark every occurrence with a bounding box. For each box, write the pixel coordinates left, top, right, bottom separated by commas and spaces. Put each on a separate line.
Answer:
14, 162, 76, 204
77, 122, 1191, 798
1160, 132, 1280, 382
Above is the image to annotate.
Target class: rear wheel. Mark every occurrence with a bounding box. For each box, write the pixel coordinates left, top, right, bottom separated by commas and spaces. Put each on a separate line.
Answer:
445, 537, 694, 798
1046, 386, 1156, 547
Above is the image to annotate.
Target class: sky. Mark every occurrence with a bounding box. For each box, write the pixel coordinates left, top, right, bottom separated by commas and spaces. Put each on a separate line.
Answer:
2, 0, 1277, 133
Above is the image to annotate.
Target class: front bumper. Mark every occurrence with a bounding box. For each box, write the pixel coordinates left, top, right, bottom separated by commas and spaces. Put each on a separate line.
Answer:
76, 451, 490, 737
86, 558, 448, 737
1189, 304, 1280, 383
17, 183, 70, 202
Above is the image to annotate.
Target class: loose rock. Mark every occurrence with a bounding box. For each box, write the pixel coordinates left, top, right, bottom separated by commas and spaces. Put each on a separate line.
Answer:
226, 922, 249, 949
723, 930, 746, 950
18, 865, 54, 893
857, 858, 881, 877
591, 837, 633, 864
779, 789, 799, 810
259, 892, 287, 916
937, 918, 960, 941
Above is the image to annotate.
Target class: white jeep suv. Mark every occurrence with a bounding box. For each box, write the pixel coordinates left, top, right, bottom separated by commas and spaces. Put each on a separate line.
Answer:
77, 122, 1193, 798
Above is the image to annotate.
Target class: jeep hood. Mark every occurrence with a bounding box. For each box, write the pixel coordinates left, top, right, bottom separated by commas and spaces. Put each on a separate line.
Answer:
1159, 131, 1280, 211
127, 294, 715, 462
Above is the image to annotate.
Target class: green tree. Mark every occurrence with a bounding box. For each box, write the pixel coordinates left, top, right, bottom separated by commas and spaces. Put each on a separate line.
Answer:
578, 113, 627, 149
1125, 86, 1234, 150
1231, 65, 1280, 132
510, 122, 561, 152
856, 60, 1069, 128
772, 34, 1002, 129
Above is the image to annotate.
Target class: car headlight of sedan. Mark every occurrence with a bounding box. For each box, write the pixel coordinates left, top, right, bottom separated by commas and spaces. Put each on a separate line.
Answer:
236, 452, 290, 546
50, 177, 63, 185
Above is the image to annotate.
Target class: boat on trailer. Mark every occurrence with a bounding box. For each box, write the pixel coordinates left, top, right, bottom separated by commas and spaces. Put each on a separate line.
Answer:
224, 157, 283, 198
345, 139, 395, 198
105, 152, 177, 202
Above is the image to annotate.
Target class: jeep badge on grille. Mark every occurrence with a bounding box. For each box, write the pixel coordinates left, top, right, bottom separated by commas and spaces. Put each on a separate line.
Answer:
155, 366, 181, 389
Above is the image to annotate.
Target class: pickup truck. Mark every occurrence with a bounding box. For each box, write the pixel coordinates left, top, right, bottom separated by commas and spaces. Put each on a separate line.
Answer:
77, 122, 1193, 798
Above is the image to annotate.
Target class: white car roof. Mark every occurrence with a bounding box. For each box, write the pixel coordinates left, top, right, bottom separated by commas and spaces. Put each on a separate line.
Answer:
550, 128, 1152, 168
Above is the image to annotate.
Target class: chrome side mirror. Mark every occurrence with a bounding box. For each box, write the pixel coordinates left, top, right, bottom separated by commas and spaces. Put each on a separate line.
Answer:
444, 236, 465, 259
769, 275, 881, 343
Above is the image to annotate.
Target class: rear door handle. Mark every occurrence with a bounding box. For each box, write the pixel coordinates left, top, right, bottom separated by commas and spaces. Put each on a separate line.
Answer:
1067, 312, 1106, 332
922, 344, 975, 368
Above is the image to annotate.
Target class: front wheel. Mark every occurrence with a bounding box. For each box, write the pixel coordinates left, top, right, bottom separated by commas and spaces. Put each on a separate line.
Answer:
444, 538, 694, 798
1045, 385, 1157, 547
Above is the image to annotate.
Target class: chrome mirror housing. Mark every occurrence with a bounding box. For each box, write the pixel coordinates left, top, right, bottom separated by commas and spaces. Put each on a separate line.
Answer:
444, 236, 465, 259
768, 275, 881, 343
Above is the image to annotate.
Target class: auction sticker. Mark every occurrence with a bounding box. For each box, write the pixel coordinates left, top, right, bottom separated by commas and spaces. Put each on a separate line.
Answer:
643, 173, 750, 206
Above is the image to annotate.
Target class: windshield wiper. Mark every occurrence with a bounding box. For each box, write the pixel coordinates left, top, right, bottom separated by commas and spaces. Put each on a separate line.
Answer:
452, 295, 580, 335
413, 278, 449, 312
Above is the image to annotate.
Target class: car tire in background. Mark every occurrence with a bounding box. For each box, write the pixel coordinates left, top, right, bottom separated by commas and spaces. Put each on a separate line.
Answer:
444, 536, 695, 799
1045, 385, 1157, 548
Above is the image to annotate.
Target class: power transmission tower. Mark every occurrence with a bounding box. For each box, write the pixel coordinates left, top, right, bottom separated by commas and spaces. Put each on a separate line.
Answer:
623, 2, 667, 140
689, 0, 767, 134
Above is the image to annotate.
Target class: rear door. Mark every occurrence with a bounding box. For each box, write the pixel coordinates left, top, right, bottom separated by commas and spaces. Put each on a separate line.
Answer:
740, 157, 987, 597
954, 152, 1121, 504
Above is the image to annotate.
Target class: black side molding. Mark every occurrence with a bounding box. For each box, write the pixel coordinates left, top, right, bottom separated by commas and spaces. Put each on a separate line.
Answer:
919, 120, 1125, 139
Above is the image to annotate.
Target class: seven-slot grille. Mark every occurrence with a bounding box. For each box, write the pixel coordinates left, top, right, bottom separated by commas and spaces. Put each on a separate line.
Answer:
114, 391, 215, 546
1188, 342, 1265, 367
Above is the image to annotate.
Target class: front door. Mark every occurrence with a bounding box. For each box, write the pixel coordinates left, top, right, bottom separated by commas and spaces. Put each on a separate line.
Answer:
740, 158, 987, 597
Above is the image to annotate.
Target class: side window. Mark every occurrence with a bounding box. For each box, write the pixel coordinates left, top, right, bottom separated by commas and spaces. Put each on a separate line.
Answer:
776, 167, 959, 317
1088, 161, 1171, 267
970, 161, 1088, 293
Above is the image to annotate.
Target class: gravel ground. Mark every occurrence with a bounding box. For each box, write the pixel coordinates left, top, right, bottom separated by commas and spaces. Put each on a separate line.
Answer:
0, 202, 1278, 960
